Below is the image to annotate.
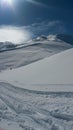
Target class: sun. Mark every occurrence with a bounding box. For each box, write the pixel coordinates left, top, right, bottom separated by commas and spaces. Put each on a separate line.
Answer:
0, 0, 14, 10
0, 0, 15, 13
4, 0, 12, 4
2, 0, 13, 6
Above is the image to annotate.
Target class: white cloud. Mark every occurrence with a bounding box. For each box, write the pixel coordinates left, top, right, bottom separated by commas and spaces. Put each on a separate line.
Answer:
47, 21, 60, 27
26, 0, 48, 8
0, 20, 66, 44
29, 20, 66, 36
0, 25, 31, 44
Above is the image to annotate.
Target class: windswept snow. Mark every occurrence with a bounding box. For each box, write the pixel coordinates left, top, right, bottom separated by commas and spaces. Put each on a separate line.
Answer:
0, 48, 73, 91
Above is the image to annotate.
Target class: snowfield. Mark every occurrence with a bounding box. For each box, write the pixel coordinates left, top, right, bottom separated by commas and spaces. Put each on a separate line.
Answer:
0, 34, 73, 130
0, 48, 73, 91
0, 35, 72, 71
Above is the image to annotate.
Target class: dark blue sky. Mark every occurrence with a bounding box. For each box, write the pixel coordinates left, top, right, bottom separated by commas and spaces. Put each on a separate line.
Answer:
0, 0, 73, 36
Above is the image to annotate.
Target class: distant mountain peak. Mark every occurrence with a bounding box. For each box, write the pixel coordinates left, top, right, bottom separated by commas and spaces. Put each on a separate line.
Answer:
47, 34, 73, 45
32, 34, 73, 45
47, 35, 57, 41
33, 35, 47, 42
0, 41, 16, 51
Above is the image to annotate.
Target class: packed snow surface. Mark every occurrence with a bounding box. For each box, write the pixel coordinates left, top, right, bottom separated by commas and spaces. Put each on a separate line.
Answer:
0, 82, 73, 130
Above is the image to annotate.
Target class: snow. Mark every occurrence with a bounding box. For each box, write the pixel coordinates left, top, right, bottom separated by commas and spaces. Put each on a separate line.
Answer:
0, 38, 72, 71
0, 35, 73, 129
0, 82, 73, 130
47, 35, 57, 41
0, 48, 73, 91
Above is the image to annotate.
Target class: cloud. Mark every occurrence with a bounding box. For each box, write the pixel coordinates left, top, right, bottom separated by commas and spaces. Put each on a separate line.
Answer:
0, 25, 31, 44
25, 20, 66, 37
26, 0, 48, 8
0, 20, 66, 44
15, 20, 66, 39
47, 21, 61, 27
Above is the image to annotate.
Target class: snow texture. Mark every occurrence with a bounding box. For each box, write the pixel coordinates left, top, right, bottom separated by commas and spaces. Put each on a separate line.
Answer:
0, 35, 73, 129
0, 82, 73, 130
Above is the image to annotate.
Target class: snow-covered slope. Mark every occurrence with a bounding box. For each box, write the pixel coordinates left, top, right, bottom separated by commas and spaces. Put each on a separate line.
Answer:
0, 41, 16, 51
0, 36, 72, 71
0, 34, 73, 52
0, 35, 73, 130
0, 48, 73, 91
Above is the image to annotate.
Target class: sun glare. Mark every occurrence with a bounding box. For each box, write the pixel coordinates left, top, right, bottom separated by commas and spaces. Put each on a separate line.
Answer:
0, 0, 15, 12
3, 0, 12, 4
1, 0, 13, 8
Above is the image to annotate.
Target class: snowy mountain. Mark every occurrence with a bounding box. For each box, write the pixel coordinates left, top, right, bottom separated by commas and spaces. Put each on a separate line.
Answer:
0, 43, 73, 130
47, 34, 73, 44
33, 34, 73, 45
0, 41, 17, 51
33, 35, 48, 41
0, 41, 28, 52
0, 34, 73, 130
0, 34, 72, 71
0, 34, 73, 53
0, 48, 73, 92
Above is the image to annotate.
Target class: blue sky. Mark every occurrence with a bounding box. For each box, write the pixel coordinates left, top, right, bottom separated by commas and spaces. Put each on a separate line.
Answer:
0, 0, 73, 43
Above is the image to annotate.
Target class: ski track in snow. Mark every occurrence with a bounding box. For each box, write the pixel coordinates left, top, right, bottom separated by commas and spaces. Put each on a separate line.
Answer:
0, 82, 73, 130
